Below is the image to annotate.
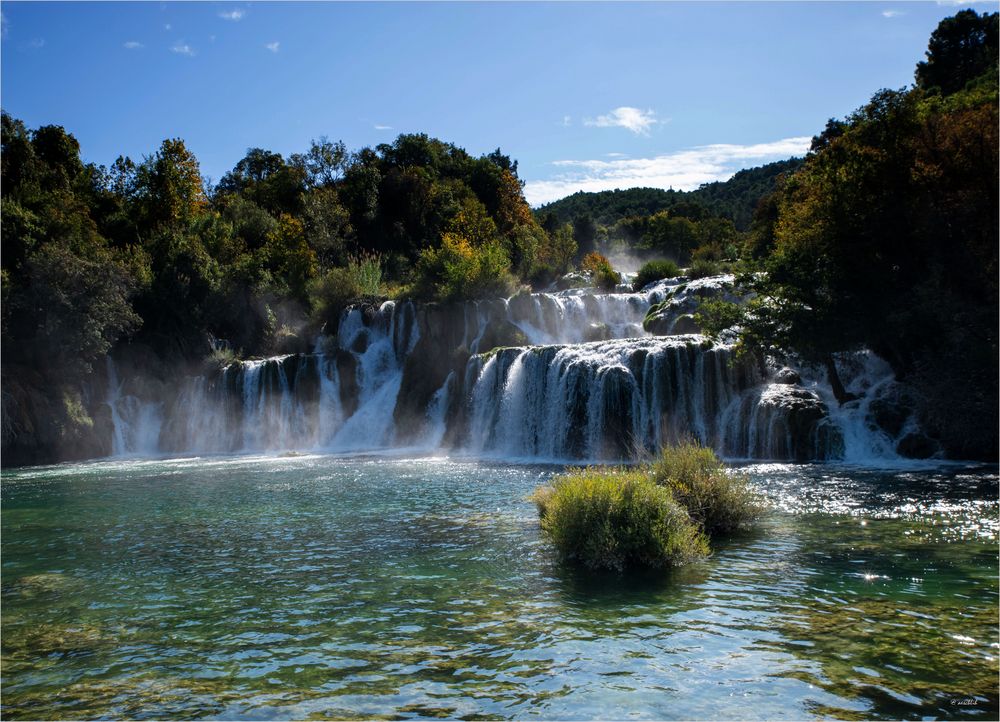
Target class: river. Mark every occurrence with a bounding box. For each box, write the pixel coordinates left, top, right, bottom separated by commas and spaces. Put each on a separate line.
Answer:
2, 454, 996, 719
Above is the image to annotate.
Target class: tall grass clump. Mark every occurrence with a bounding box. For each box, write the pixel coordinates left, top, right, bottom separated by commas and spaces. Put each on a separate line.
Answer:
346, 251, 384, 296
532, 442, 762, 572
530, 468, 708, 571
633, 259, 681, 291
649, 441, 762, 535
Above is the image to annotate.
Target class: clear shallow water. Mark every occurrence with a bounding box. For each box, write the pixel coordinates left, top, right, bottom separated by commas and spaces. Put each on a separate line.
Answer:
2, 455, 997, 720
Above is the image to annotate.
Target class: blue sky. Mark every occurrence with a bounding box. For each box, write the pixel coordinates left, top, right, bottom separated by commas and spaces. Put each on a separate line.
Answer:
2, 1, 995, 205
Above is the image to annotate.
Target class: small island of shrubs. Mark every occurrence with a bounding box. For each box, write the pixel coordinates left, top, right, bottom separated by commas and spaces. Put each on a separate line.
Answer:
531, 442, 762, 571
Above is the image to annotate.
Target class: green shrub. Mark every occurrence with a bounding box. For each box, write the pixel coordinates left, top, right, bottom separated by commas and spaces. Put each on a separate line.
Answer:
633, 259, 680, 291
687, 258, 721, 280
531, 442, 762, 572
593, 265, 621, 291
581, 251, 621, 291
413, 233, 515, 302
308, 267, 359, 328
649, 442, 762, 535
530, 467, 709, 571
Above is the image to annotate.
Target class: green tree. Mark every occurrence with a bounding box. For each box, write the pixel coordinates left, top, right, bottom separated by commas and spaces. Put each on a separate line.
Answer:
915, 9, 998, 96
291, 136, 349, 188
134, 138, 206, 230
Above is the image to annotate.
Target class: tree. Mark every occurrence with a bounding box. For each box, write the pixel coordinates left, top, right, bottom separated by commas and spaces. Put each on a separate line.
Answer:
291, 136, 349, 188
810, 118, 847, 152
216, 147, 305, 215
134, 138, 206, 230
916, 9, 998, 95
16, 244, 141, 375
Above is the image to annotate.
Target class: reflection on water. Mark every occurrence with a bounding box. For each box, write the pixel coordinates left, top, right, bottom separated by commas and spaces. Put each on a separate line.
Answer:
1, 456, 997, 720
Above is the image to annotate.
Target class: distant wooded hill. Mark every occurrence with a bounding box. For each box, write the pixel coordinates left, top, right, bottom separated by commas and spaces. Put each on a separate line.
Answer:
534, 157, 805, 231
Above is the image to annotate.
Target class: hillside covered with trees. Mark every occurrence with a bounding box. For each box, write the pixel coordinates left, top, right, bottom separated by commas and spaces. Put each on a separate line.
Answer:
535, 157, 803, 230
703, 8, 998, 460
0, 9, 996, 464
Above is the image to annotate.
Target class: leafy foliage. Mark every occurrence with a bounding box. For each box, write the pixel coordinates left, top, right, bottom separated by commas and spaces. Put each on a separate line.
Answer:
413, 233, 515, 302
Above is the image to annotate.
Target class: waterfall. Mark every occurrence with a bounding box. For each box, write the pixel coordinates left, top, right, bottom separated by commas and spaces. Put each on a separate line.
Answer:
463, 337, 768, 461
104, 279, 925, 463
105, 358, 163, 457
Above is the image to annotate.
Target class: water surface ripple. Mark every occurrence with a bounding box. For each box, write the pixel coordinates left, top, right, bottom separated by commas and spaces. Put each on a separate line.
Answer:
2, 456, 997, 720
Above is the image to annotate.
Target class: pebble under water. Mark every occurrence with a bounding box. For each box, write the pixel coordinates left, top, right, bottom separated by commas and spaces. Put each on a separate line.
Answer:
1, 455, 997, 720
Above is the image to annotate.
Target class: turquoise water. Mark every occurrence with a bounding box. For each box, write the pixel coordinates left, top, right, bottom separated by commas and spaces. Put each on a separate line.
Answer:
2, 455, 997, 720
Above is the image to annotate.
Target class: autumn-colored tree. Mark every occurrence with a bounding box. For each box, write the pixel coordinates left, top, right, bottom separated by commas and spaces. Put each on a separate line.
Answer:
134, 138, 206, 230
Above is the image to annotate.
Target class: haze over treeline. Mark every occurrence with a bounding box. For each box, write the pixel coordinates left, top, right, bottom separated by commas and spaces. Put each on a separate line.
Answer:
0, 9, 997, 464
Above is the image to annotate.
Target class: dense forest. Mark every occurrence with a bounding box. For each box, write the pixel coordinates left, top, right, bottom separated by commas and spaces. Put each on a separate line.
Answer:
1, 9, 996, 463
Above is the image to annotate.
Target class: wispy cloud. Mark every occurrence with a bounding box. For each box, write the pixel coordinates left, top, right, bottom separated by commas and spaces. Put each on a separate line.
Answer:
1, 11, 8, 39
124, 40, 144, 49
523, 136, 811, 206
562, 115, 572, 127
374, 124, 393, 130
264, 41, 280, 53
882, 9, 904, 18
171, 42, 195, 57
27, 38, 45, 49
219, 9, 245, 21
164, 23, 171, 31
605, 152, 627, 158
584, 106, 660, 135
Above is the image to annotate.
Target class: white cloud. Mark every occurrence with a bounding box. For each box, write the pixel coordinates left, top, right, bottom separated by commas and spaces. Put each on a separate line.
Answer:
374, 124, 393, 130
219, 9, 245, 21
562, 115, 572, 127
523, 136, 811, 206
265, 41, 280, 53
171, 42, 195, 57
164, 23, 171, 31
605, 152, 627, 158
124, 40, 144, 49
1, 11, 8, 39
584, 106, 659, 135
27, 38, 45, 48
882, 9, 904, 18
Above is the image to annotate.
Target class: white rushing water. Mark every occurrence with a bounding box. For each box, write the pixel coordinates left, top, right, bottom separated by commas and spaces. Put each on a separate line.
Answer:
104, 278, 919, 464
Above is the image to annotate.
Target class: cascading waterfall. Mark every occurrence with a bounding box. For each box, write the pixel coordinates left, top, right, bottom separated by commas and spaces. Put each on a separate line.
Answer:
105, 357, 163, 457
104, 279, 920, 463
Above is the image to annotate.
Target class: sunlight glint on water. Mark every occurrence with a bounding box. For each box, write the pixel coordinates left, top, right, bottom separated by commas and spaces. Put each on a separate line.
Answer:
2, 456, 996, 720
